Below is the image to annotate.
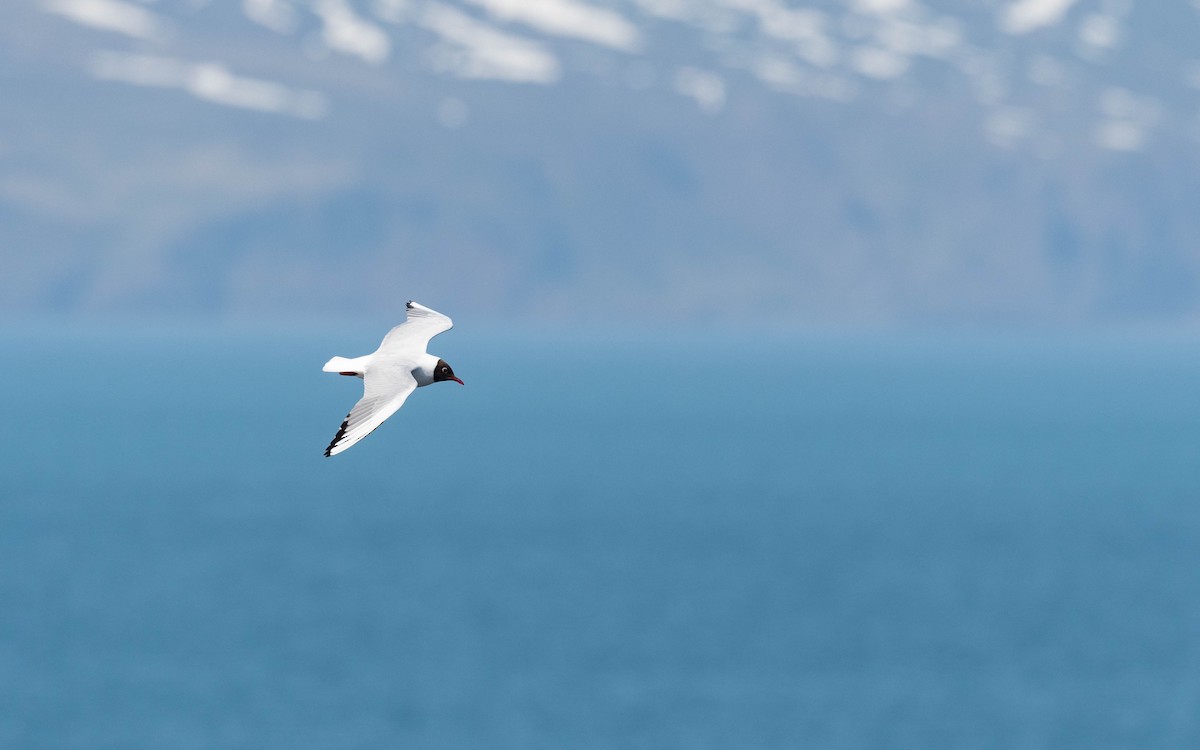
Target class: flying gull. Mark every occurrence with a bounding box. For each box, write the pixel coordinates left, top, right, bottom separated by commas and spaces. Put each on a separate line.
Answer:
322, 301, 463, 457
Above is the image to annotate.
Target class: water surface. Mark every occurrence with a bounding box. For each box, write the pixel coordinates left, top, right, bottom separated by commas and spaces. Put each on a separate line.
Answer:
3, 327, 1200, 749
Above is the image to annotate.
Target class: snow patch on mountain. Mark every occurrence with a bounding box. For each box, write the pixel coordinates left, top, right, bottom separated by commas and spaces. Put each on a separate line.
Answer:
88, 51, 328, 118
41, 0, 169, 41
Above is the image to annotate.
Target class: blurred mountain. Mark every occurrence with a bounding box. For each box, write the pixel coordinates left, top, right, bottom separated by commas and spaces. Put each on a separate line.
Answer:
4, 0, 1200, 325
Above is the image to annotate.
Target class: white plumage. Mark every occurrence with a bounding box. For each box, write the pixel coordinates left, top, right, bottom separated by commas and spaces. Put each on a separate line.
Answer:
322, 301, 461, 457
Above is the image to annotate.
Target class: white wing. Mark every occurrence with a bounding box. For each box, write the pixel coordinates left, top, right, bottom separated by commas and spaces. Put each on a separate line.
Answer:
324, 367, 417, 457
376, 301, 454, 357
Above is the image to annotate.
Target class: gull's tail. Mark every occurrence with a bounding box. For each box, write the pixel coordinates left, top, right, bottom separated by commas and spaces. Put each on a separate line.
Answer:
322, 355, 368, 377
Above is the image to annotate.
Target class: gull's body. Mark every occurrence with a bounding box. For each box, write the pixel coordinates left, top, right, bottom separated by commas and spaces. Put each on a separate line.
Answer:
322, 301, 462, 457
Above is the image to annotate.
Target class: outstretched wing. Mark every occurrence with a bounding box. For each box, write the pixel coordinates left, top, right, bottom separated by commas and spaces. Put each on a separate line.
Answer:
376, 301, 454, 357
324, 368, 418, 457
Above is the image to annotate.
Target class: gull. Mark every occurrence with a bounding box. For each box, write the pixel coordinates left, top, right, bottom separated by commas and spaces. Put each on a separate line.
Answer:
322, 301, 463, 457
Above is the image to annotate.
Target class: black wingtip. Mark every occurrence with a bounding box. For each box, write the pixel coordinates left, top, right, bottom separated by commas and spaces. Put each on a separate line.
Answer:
324, 416, 350, 458
405, 300, 414, 309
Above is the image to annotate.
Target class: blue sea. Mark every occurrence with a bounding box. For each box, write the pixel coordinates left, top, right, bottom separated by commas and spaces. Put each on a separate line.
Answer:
4, 325, 1200, 749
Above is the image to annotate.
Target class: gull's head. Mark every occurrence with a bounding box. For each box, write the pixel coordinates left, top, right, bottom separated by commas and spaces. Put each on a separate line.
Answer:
433, 359, 464, 385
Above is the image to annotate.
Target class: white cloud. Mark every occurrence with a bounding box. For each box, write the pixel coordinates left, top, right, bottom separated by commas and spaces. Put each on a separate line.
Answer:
999, 0, 1078, 35
88, 51, 327, 118
464, 0, 641, 52
40, 0, 169, 41
313, 0, 391, 64
422, 4, 560, 84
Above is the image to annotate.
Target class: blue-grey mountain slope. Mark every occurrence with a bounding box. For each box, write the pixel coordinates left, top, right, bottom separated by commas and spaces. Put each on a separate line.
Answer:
4, 0, 1200, 324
